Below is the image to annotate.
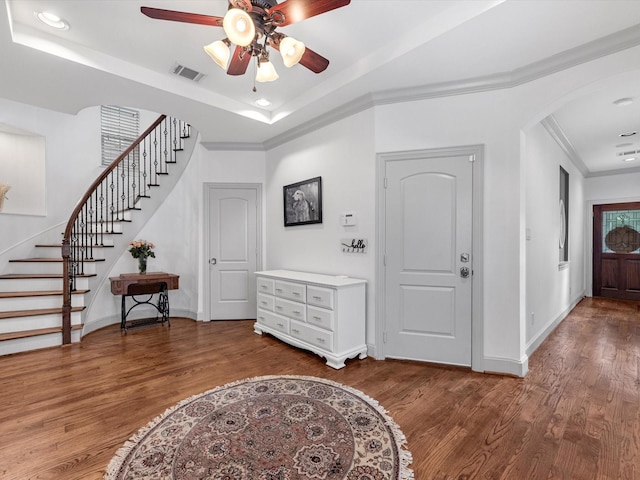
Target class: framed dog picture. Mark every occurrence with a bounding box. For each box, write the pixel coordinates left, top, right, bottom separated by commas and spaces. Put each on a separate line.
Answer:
283, 176, 322, 227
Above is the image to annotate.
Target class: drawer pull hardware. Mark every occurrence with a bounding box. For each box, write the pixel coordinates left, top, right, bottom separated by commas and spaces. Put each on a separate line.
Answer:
261, 285, 268, 289
276, 288, 283, 292
258, 316, 264, 320
293, 292, 300, 296
292, 329, 300, 334
261, 301, 267, 305
316, 337, 325, 343
313, 296, 322, 300
276, 306, 282, 310
277, 323, 284, 327
313, 316, 321, 320
293, 310, 300, 315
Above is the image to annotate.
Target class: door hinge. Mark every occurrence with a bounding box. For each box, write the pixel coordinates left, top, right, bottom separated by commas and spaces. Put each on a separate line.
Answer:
383, 332, 387, 343
384, 177, 388, 188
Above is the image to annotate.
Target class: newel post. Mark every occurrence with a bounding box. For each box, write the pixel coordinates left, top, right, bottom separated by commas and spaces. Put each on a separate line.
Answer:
61, 238, 71, 345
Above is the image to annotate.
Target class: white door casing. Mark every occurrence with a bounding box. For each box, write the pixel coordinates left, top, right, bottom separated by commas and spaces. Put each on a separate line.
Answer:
205, 184, 261, 320
377, 146, 484, 370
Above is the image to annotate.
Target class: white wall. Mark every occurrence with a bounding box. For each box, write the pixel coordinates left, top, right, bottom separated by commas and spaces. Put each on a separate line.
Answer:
524, 123, 585, 352
265, 109, 377, 344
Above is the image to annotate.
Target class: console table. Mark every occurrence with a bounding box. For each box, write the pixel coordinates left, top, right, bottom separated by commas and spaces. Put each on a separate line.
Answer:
109, 272, 179, 331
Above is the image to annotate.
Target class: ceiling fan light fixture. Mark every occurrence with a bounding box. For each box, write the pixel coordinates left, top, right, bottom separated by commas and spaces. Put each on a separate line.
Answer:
256, 60, 279, 82
279, 36, 305, 67
204, 40, 231, 69
223, 8, 255, 47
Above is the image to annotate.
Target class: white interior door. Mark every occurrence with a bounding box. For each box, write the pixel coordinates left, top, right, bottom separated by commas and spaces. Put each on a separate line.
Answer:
208, 186, 258, 320
383, 153, 473, 365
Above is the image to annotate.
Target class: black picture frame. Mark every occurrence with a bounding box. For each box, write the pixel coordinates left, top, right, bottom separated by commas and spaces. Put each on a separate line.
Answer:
283, 176, 322, 227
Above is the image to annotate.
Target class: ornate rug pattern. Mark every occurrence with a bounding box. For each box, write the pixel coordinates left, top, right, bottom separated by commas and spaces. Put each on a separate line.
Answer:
105, 375, 413, 479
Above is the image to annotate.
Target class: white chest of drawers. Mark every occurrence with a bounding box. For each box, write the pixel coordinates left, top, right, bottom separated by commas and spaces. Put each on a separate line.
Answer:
254, 270, 367, 369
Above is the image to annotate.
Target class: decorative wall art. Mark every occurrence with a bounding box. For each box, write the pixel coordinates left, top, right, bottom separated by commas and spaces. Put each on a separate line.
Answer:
283, 176, 322, 227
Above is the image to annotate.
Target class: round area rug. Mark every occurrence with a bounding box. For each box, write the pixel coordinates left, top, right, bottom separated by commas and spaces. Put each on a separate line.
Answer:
105, 375, 413, 480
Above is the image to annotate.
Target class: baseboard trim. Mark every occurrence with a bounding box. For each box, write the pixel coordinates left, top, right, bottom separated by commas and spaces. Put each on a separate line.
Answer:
483, 355, 529, 377
526, 292, 585, 358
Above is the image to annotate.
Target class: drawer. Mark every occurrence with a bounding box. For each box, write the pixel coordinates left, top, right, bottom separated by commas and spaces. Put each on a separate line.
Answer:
290, 320, 333, 351
257, 293, 274, 311
274, 297, 306, 322
257, 309, 289, 335
257, 277, 275, 295
307, 285, 334, 310
274, 280, 306, 303
307, 305, 334, 331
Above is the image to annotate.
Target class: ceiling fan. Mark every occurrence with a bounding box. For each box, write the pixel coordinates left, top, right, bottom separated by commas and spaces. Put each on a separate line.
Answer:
141, 0, 351, 83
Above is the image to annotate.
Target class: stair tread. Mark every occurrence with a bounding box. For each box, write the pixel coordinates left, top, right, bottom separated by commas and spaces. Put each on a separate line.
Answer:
0, 290, 89, 299
35, 244, 114, 248
0, 273, 96, 279
0, 324, 82, 342
9, 257, 105, 263
0, 305, 85, 320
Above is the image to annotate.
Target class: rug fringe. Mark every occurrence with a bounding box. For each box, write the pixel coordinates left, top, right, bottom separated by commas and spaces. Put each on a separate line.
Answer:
104, 374, 414, 479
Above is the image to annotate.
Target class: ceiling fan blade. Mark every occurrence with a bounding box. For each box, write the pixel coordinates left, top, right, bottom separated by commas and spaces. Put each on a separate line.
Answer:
140, 6, 223, 27
298, 47, 330, 73
267, 0, 351, 27
227, 46, 251, 76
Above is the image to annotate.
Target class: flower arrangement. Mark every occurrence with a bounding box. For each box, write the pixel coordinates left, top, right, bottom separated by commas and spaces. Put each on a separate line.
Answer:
129, 240, 155, 259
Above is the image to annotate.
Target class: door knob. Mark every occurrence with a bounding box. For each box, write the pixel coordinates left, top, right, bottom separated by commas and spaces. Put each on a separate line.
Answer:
209, 258, 217, 265
460, 267, 470, 278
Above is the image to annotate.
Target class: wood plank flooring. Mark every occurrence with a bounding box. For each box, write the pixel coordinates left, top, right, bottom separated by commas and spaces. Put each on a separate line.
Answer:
0, 296, 638, 479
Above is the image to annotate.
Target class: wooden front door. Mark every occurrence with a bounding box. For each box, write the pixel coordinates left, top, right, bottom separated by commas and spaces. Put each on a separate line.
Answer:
593, 202, 640, 300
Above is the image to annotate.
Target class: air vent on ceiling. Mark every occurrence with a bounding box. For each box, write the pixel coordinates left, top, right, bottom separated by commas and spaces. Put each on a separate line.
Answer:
172, 64, 206, 82
617, 149, 640, 156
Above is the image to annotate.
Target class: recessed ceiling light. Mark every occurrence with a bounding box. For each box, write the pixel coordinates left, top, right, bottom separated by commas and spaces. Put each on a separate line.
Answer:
613, 97, 634, 107
34, 11, 69, 30
619, 131, 637, 137
255, 98, 271, 108
623, 157, 637, 162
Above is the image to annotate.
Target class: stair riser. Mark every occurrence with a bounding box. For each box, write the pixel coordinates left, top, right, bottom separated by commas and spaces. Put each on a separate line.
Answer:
0, 311, 82, 334
36, 247, 107, 259
0, 295, 85, 313
8, 262, 97, 275
0, 277, 90, 291
0, 328, 82, 356
85, 222, 125, 234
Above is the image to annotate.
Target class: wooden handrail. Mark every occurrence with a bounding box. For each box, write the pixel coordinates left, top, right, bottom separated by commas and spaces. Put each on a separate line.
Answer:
61, 114, 189, 344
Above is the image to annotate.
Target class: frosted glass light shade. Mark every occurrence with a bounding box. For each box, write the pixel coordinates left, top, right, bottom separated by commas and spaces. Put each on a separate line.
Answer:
223, 8, 255, 47
279, 36, 305, 67
204, 40, 230, 69
256, 61, 279, 82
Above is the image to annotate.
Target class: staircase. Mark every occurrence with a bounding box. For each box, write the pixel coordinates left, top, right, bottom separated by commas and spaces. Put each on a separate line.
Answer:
0, 115, 194, 356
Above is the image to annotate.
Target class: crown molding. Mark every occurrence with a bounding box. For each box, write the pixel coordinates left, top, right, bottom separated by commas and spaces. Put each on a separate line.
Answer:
263, 94, 375, 150
203, 22, 640, 152
586, 164, 640, 178
540, 115, 590, 177
201, 142, 265, 151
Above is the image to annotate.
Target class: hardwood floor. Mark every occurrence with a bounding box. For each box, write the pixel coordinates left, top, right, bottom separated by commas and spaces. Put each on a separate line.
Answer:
1, 297, 638, 479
